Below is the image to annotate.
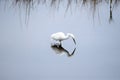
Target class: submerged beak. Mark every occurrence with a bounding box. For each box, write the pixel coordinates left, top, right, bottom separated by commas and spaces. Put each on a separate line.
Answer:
72, 38, 76, 45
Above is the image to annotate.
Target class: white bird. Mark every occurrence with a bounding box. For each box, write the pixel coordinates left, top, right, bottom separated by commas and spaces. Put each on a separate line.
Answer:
51, 32, 76, 45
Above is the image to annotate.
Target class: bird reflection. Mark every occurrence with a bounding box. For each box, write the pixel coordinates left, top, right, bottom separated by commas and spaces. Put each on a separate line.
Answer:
51, 44, 76, 57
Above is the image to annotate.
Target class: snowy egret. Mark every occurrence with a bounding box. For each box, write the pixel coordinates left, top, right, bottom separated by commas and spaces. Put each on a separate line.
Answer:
51, 32, 76, 45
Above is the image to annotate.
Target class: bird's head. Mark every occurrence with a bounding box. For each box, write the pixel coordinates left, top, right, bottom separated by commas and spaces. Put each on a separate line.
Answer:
67, 33, 76, 45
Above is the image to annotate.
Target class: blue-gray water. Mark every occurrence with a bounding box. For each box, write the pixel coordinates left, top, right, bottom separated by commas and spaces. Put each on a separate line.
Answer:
0, 1, 120, 80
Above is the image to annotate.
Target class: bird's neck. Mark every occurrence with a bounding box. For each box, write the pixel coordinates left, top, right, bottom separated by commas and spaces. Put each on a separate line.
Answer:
65, 34, 70, 39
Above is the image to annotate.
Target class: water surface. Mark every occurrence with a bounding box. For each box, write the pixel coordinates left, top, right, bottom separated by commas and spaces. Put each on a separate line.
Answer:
0, 1, 120, 80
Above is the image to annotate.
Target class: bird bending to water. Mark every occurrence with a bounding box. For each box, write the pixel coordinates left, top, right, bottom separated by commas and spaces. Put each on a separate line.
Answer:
51, 32, 76, 45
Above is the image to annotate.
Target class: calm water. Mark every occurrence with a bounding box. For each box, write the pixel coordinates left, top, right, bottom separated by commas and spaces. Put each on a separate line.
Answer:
0, 1, 120, 80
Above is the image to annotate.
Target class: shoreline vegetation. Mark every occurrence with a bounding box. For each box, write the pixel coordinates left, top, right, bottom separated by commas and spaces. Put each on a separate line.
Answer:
1, 0, 120, 23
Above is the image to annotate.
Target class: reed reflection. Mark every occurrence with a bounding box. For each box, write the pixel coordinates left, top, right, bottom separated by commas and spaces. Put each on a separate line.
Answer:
2, 0, 120, 22
51, 44, 76, 57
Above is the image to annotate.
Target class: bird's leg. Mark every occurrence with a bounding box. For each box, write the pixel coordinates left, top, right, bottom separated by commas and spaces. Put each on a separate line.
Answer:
59, 40, 62, 47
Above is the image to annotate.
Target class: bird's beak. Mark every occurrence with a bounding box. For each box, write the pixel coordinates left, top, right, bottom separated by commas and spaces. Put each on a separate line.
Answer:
72, 38, 76, 45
